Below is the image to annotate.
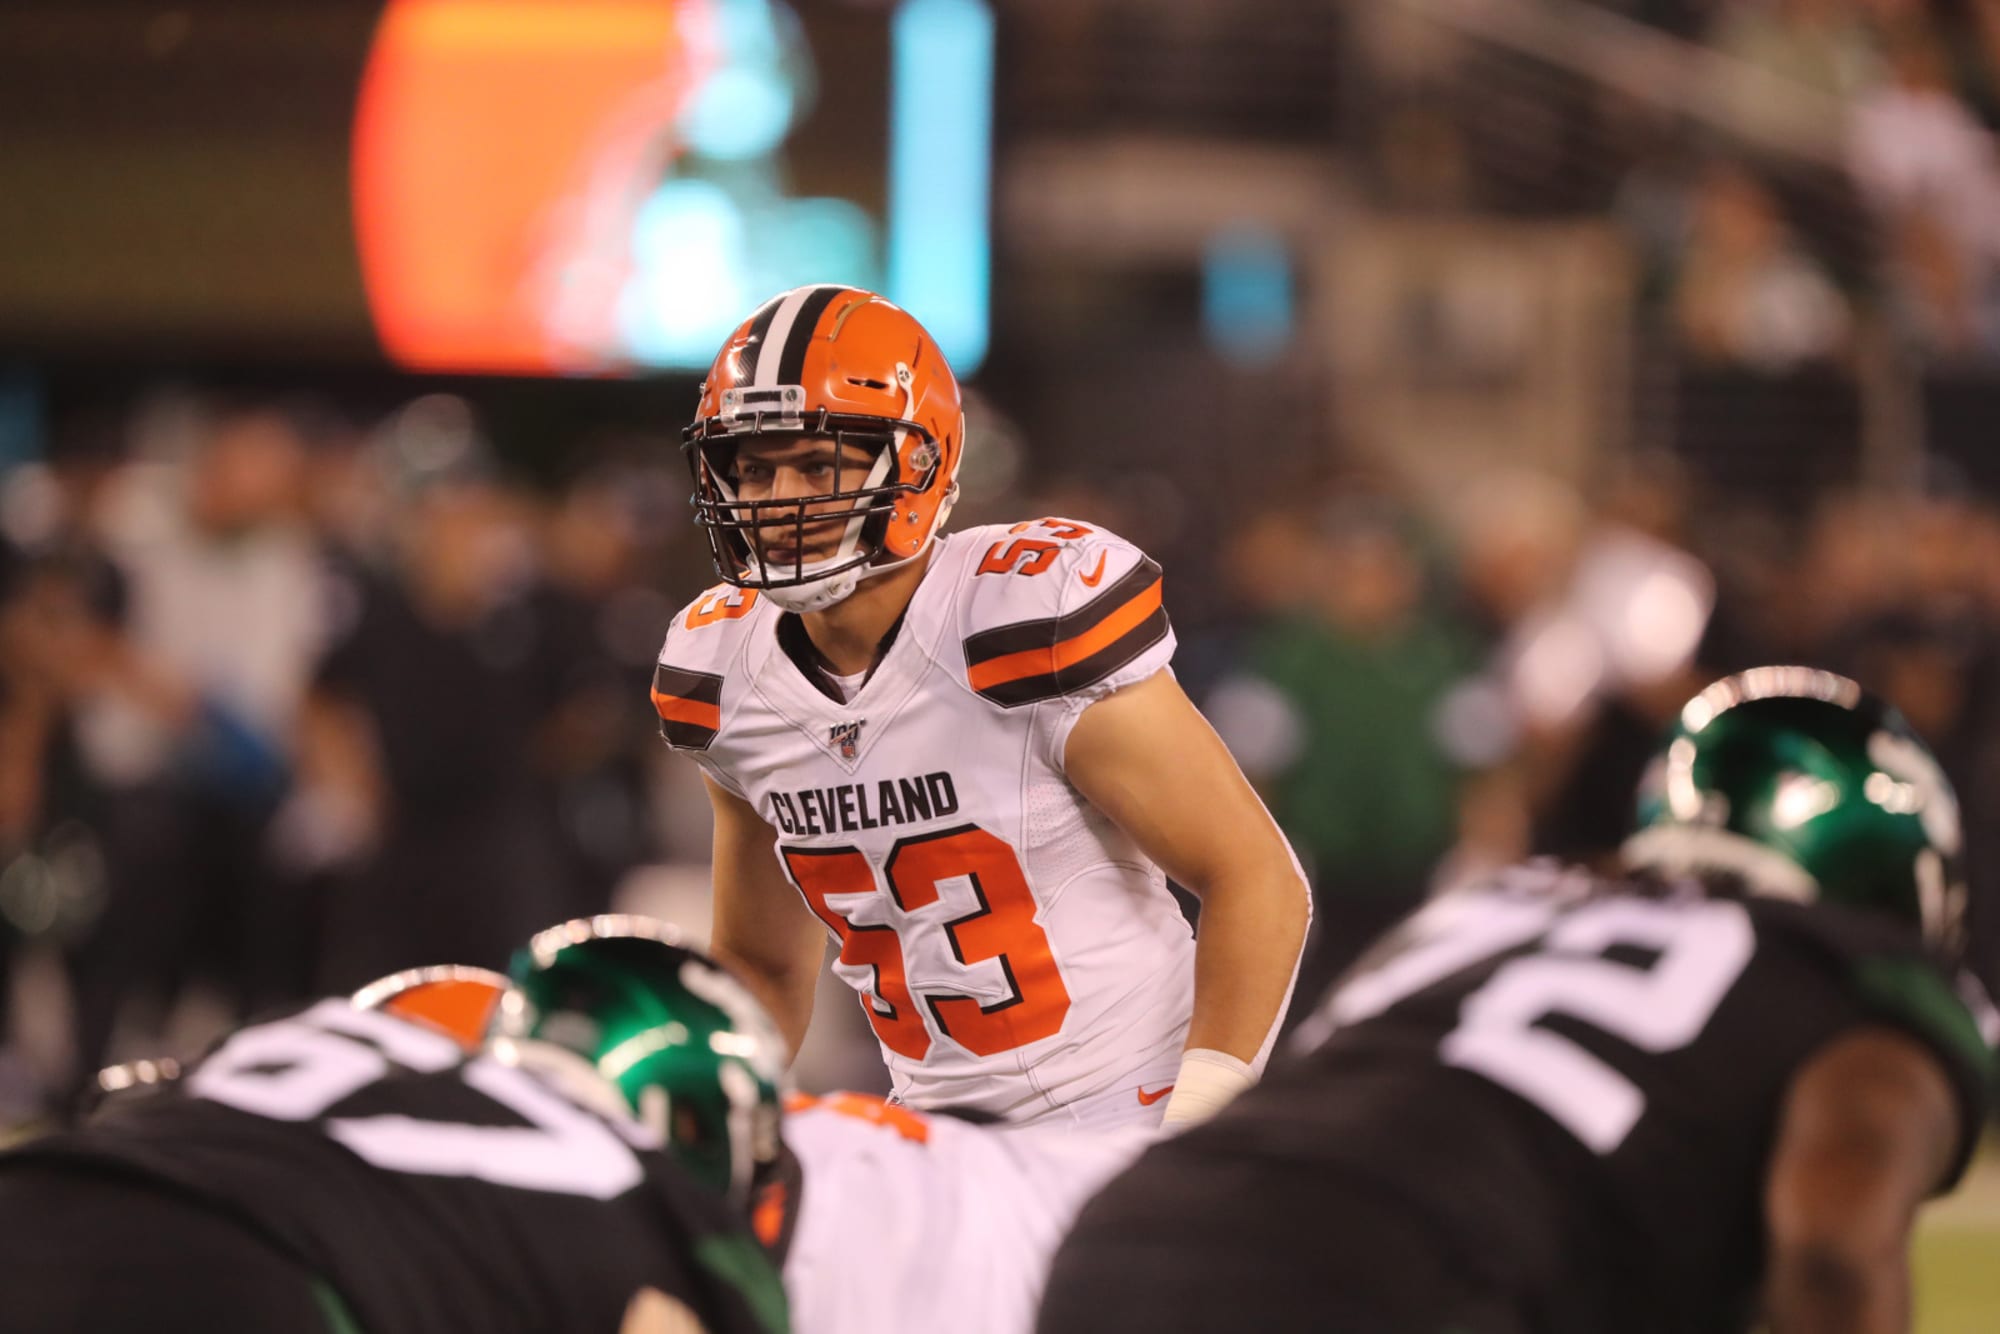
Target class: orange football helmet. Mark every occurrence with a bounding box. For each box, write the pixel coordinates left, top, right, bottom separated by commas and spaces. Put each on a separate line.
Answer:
351, 964, 509, 1051
683, 284, 966, 612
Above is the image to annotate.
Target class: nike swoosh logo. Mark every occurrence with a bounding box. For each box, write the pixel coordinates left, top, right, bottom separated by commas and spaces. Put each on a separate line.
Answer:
1136, 1083, 1175, 1106
1079, 552, 1109, 587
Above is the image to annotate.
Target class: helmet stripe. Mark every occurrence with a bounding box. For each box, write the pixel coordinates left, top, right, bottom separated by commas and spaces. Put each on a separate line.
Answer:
736, 292, 785, 383
750, 286, 815, 386
753, 283, 844, 387
776, 285, 846, 386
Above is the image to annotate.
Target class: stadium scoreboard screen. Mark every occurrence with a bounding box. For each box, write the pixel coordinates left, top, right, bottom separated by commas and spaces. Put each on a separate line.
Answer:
0, 0, 991, 375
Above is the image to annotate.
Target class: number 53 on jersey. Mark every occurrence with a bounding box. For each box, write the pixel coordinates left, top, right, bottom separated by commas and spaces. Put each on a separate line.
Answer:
782, 823, 1073, 1061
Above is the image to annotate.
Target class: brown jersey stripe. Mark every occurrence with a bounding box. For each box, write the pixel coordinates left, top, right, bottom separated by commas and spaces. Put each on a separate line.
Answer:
971, 604, 1170, 707
968, 565, 1166, 697
963, 556, 1163, 667
654, 663, 723, 704
653, 664, 723, 749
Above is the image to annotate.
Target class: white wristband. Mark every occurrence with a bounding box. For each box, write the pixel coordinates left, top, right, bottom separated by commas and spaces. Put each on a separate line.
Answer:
1160, 1047, 1255, 1127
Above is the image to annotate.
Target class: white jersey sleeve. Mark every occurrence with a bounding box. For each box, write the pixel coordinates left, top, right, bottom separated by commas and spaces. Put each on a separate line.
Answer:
651, 582, 769, 800
779, 1092, 1155, 1334
955, 518, 1176, 741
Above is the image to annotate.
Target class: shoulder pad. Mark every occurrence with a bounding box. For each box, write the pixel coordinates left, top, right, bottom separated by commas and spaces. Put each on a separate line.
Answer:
653, 584, 768, 750
951, 518, 1171, 708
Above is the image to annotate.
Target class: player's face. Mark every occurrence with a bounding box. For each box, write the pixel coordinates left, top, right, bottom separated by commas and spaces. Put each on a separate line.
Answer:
732, 435, 879, 566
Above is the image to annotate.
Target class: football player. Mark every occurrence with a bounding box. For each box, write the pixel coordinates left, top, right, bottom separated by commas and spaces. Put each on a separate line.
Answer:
497, 917, 1156, 1334
1037, 667, 1998, 1334
655, 284, 1309, 1128
0, 918, 787, 1334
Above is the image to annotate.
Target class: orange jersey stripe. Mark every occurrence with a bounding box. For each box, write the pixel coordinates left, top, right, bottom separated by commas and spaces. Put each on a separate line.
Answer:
653, 690, 722, 732
966, 577, 1165, 693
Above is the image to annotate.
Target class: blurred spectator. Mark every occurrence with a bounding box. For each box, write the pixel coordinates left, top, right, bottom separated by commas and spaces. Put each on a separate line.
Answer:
1208, 494, 1482, 1022
96, 399, 327, 785
529, 467, 679, 915
1443, 468, 1591, 648
1669, 159, 1852, 369
287, 397, 577, 992
1171, 500, 1324, 702
293, 398, 390, 572
1528, 454, 1724, 861
1847, 17, 2000, 360
1433, 469, 1715, 876
21, 396, 338, 1093
0, 552, 107, 1068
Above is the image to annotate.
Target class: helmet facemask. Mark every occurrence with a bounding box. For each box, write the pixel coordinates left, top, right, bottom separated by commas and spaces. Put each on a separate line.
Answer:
686, 407, 946, 614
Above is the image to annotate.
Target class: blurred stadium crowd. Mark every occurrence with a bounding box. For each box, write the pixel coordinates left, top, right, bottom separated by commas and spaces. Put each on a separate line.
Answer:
4, 0, 2000, 1134
1356, 0, 2000, 370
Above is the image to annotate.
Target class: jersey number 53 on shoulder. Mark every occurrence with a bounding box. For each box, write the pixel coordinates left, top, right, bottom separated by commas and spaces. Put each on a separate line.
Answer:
975, 518, 1095, 578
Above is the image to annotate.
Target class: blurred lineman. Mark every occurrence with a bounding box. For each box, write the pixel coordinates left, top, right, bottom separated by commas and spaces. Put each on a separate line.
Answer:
0, 924, 786, 1334
398, 922, 1157, 1334
1039, 668, 1999, 1334
653, 284, 1308, 1127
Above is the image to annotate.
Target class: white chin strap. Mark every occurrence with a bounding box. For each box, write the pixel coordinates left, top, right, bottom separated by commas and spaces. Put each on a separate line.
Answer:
737, 439, 899, 613
758, 524, 947, 613
751, 444, 958, 614
761, 565, 865, 614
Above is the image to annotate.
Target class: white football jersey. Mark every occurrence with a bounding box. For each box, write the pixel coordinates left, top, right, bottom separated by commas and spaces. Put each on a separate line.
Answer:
773, 1092, 1155, 1334
654, 520, 1194, 1123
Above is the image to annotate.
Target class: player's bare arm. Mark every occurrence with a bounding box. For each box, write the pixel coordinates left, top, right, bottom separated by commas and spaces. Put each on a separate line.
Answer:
1763, 1027, 1962, 1334
704, 772, 826, 1056
1065, 668, 1311, 1119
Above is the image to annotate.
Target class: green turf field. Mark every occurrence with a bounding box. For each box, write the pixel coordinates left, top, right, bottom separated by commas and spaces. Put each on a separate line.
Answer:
1915, 1141, 2000, 1333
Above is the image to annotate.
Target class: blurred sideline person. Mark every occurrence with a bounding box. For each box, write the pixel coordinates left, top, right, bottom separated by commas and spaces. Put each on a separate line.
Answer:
0, 918, 786, 1334
391, 919, 1157, 1334
294, 412, 576, 992
654, 284, 1309, 1129
1038, 668, 1997, 1334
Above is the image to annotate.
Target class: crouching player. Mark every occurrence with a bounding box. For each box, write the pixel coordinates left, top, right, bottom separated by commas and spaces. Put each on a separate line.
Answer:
0, 922, 786, 1334
374, 917, 1154, 1334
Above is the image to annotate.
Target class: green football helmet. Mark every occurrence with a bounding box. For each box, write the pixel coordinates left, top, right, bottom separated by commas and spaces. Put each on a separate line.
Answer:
491, 915, 788, 1207
1625, 666, 1968, 964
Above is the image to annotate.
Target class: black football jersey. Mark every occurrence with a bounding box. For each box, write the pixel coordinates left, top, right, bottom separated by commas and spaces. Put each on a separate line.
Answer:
1, 1000, 787, 1334
1046, 866, 1997, 1334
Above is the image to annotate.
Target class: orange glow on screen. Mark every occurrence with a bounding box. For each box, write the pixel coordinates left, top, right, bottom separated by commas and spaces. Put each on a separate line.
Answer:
352, 0, 700, 373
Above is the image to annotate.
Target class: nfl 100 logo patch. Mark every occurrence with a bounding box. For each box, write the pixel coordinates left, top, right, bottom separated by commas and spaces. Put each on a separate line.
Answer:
829, 721, 863, 760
